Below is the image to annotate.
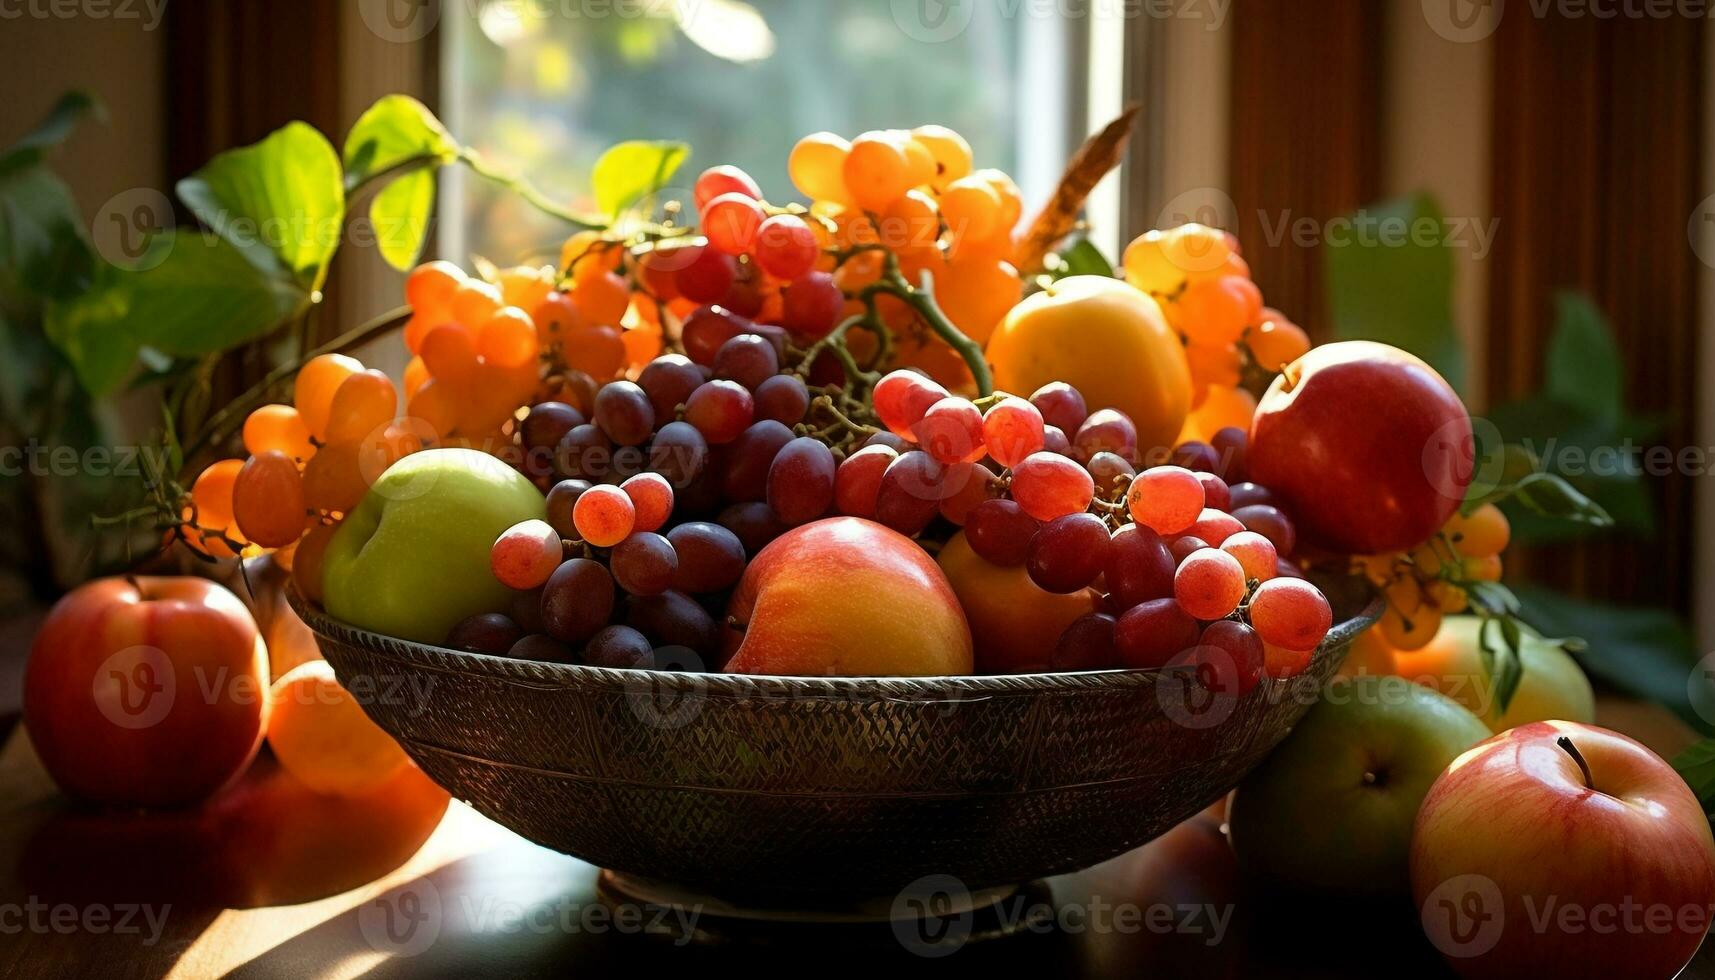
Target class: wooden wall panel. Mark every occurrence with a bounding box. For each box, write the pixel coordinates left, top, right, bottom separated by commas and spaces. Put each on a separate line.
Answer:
1228, 0, 1384, 342
1487, 13, 1703, 609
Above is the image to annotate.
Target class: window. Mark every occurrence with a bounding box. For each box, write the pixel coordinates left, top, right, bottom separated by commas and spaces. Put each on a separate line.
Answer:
439, 0, 1100, 263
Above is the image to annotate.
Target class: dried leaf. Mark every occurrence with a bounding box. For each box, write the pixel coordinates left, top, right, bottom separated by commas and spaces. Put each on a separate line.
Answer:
1014, 105, 1140, 276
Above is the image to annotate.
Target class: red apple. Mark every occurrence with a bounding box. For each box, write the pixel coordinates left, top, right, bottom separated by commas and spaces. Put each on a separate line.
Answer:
724, 517, 973, 675
1410, 722, 1715, 980
24, 576, 270, 807
1249, 340, 1472, 554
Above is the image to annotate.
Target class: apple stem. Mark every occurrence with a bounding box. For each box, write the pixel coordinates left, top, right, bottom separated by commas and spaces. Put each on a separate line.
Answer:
1557, 735, 1594, 791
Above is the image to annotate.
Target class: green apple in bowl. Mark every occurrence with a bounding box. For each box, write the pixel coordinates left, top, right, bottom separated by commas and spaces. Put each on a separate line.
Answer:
1391, 615, 1594, 731
1227, 674, 1490, 896
322, 448, 546, 644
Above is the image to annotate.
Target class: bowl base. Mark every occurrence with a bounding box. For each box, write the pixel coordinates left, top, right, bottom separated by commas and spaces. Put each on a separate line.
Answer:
596, 869, 1051, 948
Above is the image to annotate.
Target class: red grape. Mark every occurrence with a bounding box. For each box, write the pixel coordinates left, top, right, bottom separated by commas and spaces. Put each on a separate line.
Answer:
712, 333, 779, 391
682, 305, 751, 365
1010, 451, 1094, 522
1227, 481, 1276, 511
980, 396, 1045, 468
702, 192, 765, 255
620, 472, 675, 532
1195, 472, 1231, 511
1042, 425, 1073, 456
754, 374, 810, 424
1231, 504, 1297, 557
1220, 530, 1277, 582
509, 634, 574, 662
1114, 598, 1200, 670
1170, 441, 1219, 473
1074, 409, 1138, 464
781, 271, 843, 339
915, 397, 986, 464
1263, 641, 1314, 679
593, 380, 655, 446
611, 531, 678, 596
1087, 452, 1135, 495
873, 370, 948, 437
1029, 381, 1087, 435
1050, 612, 1118, 671
874, 451, 948, 535
648, 420, 709, 487
835, 445, 898, 518
1127, 465, 1204, 535
446, 613, 523, 654
1105, 523, 1175, 608
1173, 547, 1247, 620
1168, 535, 1210, 564
752, 214, 818, 280
684, 380, 754, 444
1026, 512, 1111, 593
491, 519, 563, 590
522, 401, 585, 453
693, 165, 762, 210
767, 437, 837, 525
965, 498, 1037, 566
1194, 619, 1265, 697
624, 590, 718, 657
1209, 426, 1248, 482
666, 522, 747, 593
582, 624, 656, 669
722, 420, 794, 502
1185, 508, 1245, 546
545, 479, 593, 538
638, 354, 705, 420
541, 558, 615, 646
573, 484, 635, 547
938, 461, 998, 525
555, 423, 613, 481
718, 501, 786, 556
1248, 578, 1333, 651
675, 245, 737, 304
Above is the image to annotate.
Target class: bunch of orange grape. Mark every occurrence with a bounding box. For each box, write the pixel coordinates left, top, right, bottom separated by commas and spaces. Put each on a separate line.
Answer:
1120, 224, 1311, 443
1357, 502, 1510, 650
788, 127, 1026, 389
185, 351, 422, 598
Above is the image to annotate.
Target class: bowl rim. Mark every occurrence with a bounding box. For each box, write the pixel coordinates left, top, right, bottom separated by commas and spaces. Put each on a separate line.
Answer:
290, 590, 1383, 697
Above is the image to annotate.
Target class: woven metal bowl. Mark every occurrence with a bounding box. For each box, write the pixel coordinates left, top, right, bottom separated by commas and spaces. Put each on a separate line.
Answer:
294, 595, 1380, 906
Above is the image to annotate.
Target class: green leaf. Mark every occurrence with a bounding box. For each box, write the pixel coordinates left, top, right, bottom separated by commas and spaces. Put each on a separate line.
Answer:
590, 140, 689, 219
176, 122, 345, 291
369, 168, 435, 271
1545, 292, 1623, 428
1048, 239, 1117, 280
0, 165, 97, 302
126, 231, 307, 355
1513, 584, 1707, 732
1465, 469, 1613, 527
343, 95, 458, 187
1672, 739, 1715, 820
1325, 192, 1466, 395
43, 277, 135, 395
0, 90, 101, 175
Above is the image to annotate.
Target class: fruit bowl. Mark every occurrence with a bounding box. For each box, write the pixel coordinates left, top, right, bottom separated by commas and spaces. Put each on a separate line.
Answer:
292, 592, 1380, 906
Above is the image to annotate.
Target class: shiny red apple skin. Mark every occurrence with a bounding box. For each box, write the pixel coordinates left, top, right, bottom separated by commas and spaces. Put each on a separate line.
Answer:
1249, 340, 1473, 554
24, 576, 270, 808
724, 517, 973, 676
1410, 722, 1715, 980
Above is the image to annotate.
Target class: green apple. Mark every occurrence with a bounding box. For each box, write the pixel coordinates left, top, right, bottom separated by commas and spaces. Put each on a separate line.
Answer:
1391, 614, 1594, 731
322, 448, 545, 644
1227, 674, 1490, 896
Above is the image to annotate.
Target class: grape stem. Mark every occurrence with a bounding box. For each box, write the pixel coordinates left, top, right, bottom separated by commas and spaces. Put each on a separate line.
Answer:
867, 252, 993, 396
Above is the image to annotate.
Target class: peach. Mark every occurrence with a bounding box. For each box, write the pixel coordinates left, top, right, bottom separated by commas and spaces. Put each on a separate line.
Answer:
937, 531, 1102, 673
724, 517, 973, 676
267, 661, 410, 795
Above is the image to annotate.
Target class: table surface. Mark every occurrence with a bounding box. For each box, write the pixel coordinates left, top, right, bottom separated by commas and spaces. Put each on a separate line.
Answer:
1, 701, 1711, 980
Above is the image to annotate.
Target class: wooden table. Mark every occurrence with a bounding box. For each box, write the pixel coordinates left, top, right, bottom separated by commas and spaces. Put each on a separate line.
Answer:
1, 704, 1711, 979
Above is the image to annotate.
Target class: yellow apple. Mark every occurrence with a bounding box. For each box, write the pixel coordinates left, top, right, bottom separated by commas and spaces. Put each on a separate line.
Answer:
1391, 615, 1594, 731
